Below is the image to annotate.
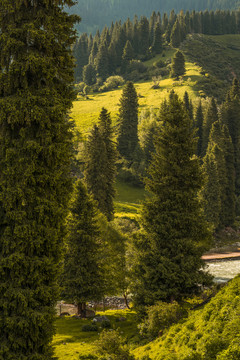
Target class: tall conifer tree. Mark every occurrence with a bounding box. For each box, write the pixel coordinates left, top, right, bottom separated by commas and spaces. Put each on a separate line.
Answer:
222, 79, 240, 197
171, 50, 186, 79
131, 92, 212, 308
0, 1, 78, 358
202, 97, 218, 156
195, 101, 204, 157
117, 82, 139, 161
85, 109, 117, 221
62, 180, 103, 317
98, 108, 117, 221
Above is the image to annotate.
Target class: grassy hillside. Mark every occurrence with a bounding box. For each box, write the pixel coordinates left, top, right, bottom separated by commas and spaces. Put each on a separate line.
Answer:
71, 61, 204, 136
181, 34, 240, 100
134, 276, 240, 360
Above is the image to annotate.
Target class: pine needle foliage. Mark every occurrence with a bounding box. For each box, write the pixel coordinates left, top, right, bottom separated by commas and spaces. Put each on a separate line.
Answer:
131, 92, 212, 308
0, 1, 78, 359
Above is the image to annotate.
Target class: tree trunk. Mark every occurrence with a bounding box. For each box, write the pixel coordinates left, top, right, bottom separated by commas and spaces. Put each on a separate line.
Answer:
123, 292, 130, 309
77, 302, 87, 318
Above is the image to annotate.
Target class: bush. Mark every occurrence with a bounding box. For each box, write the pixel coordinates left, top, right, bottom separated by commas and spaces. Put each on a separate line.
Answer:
139, 301, 187, 339
155, 59, 166, 68
99, 76, 124, 92
127, 60, 147, 74
81, 324, 98, 332
75, 82, 86, 93
101, 320, 111, 329
79, 356, 98, 360
95, 329, 135, 360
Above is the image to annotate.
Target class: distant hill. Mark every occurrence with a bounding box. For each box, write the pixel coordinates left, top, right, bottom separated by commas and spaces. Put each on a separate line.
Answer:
68, 0, 240, 34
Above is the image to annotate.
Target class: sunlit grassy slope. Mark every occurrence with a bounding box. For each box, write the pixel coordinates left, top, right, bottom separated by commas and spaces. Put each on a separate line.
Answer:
53, 309, 138, 360
133, 276, 240, 360
114, 180, 146, 219
71, 58, 204, 136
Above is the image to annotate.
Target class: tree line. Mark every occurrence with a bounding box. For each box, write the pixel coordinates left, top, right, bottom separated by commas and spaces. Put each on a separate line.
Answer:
69, 0, 240, 34
74, 8, 240, 85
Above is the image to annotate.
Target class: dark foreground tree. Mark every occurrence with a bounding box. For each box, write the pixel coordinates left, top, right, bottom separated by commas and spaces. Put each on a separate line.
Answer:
62, 180, 103, 317
0, 1, 78, 359
117, 81, 139, 161
131, 92, 212, 308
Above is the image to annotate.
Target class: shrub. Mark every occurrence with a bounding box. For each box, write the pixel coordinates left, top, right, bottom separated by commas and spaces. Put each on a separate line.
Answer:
155, 59, 166, 68
81, 324, 98, 332
95, 329, 135, 360
127, 60, 147, 74
139, 301, 187, 339
75, 82, 86, 93
79, 355, 98, 360
101, 320, 111, 329
99, 76, 124, 92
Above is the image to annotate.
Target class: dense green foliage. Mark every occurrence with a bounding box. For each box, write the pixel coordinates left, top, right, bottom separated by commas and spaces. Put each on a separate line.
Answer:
0, 0, 78, 358
131, 92, 212, 308
139, 301, 187, 339
135, 276, 240, 360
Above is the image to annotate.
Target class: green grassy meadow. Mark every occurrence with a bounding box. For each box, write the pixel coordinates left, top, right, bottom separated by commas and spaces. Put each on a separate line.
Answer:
53, 309, 139, 360
71, 58, 204, 136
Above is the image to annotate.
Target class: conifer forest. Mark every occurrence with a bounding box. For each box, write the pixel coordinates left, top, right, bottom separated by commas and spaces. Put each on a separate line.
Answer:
1, 1, 240, 360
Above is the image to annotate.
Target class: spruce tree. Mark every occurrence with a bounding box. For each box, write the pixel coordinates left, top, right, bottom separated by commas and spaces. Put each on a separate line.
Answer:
0, 1, 77, 359
122, 40, 134, 72
170, 19, 181, 47
131, 92, 212, 308
202, 97, 218, 156
85, 125, 108, 216
85, 109, 117, 221
171, 50, 186, 79
222, 79, 240, 197
83, 63, 96, 86
183, 91, 193, 120
151, 22, 162, 54
200, 150, 221, 229
98, 108, 118, 221
207, 121, 235, 228
95, 42, 109, 80
195, 101, 204, 157
117, 82, 139, 161
62, 180, 103, 317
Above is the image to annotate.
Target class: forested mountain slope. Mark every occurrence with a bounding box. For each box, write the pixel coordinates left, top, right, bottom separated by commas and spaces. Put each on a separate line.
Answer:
69, 0, 240, 33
